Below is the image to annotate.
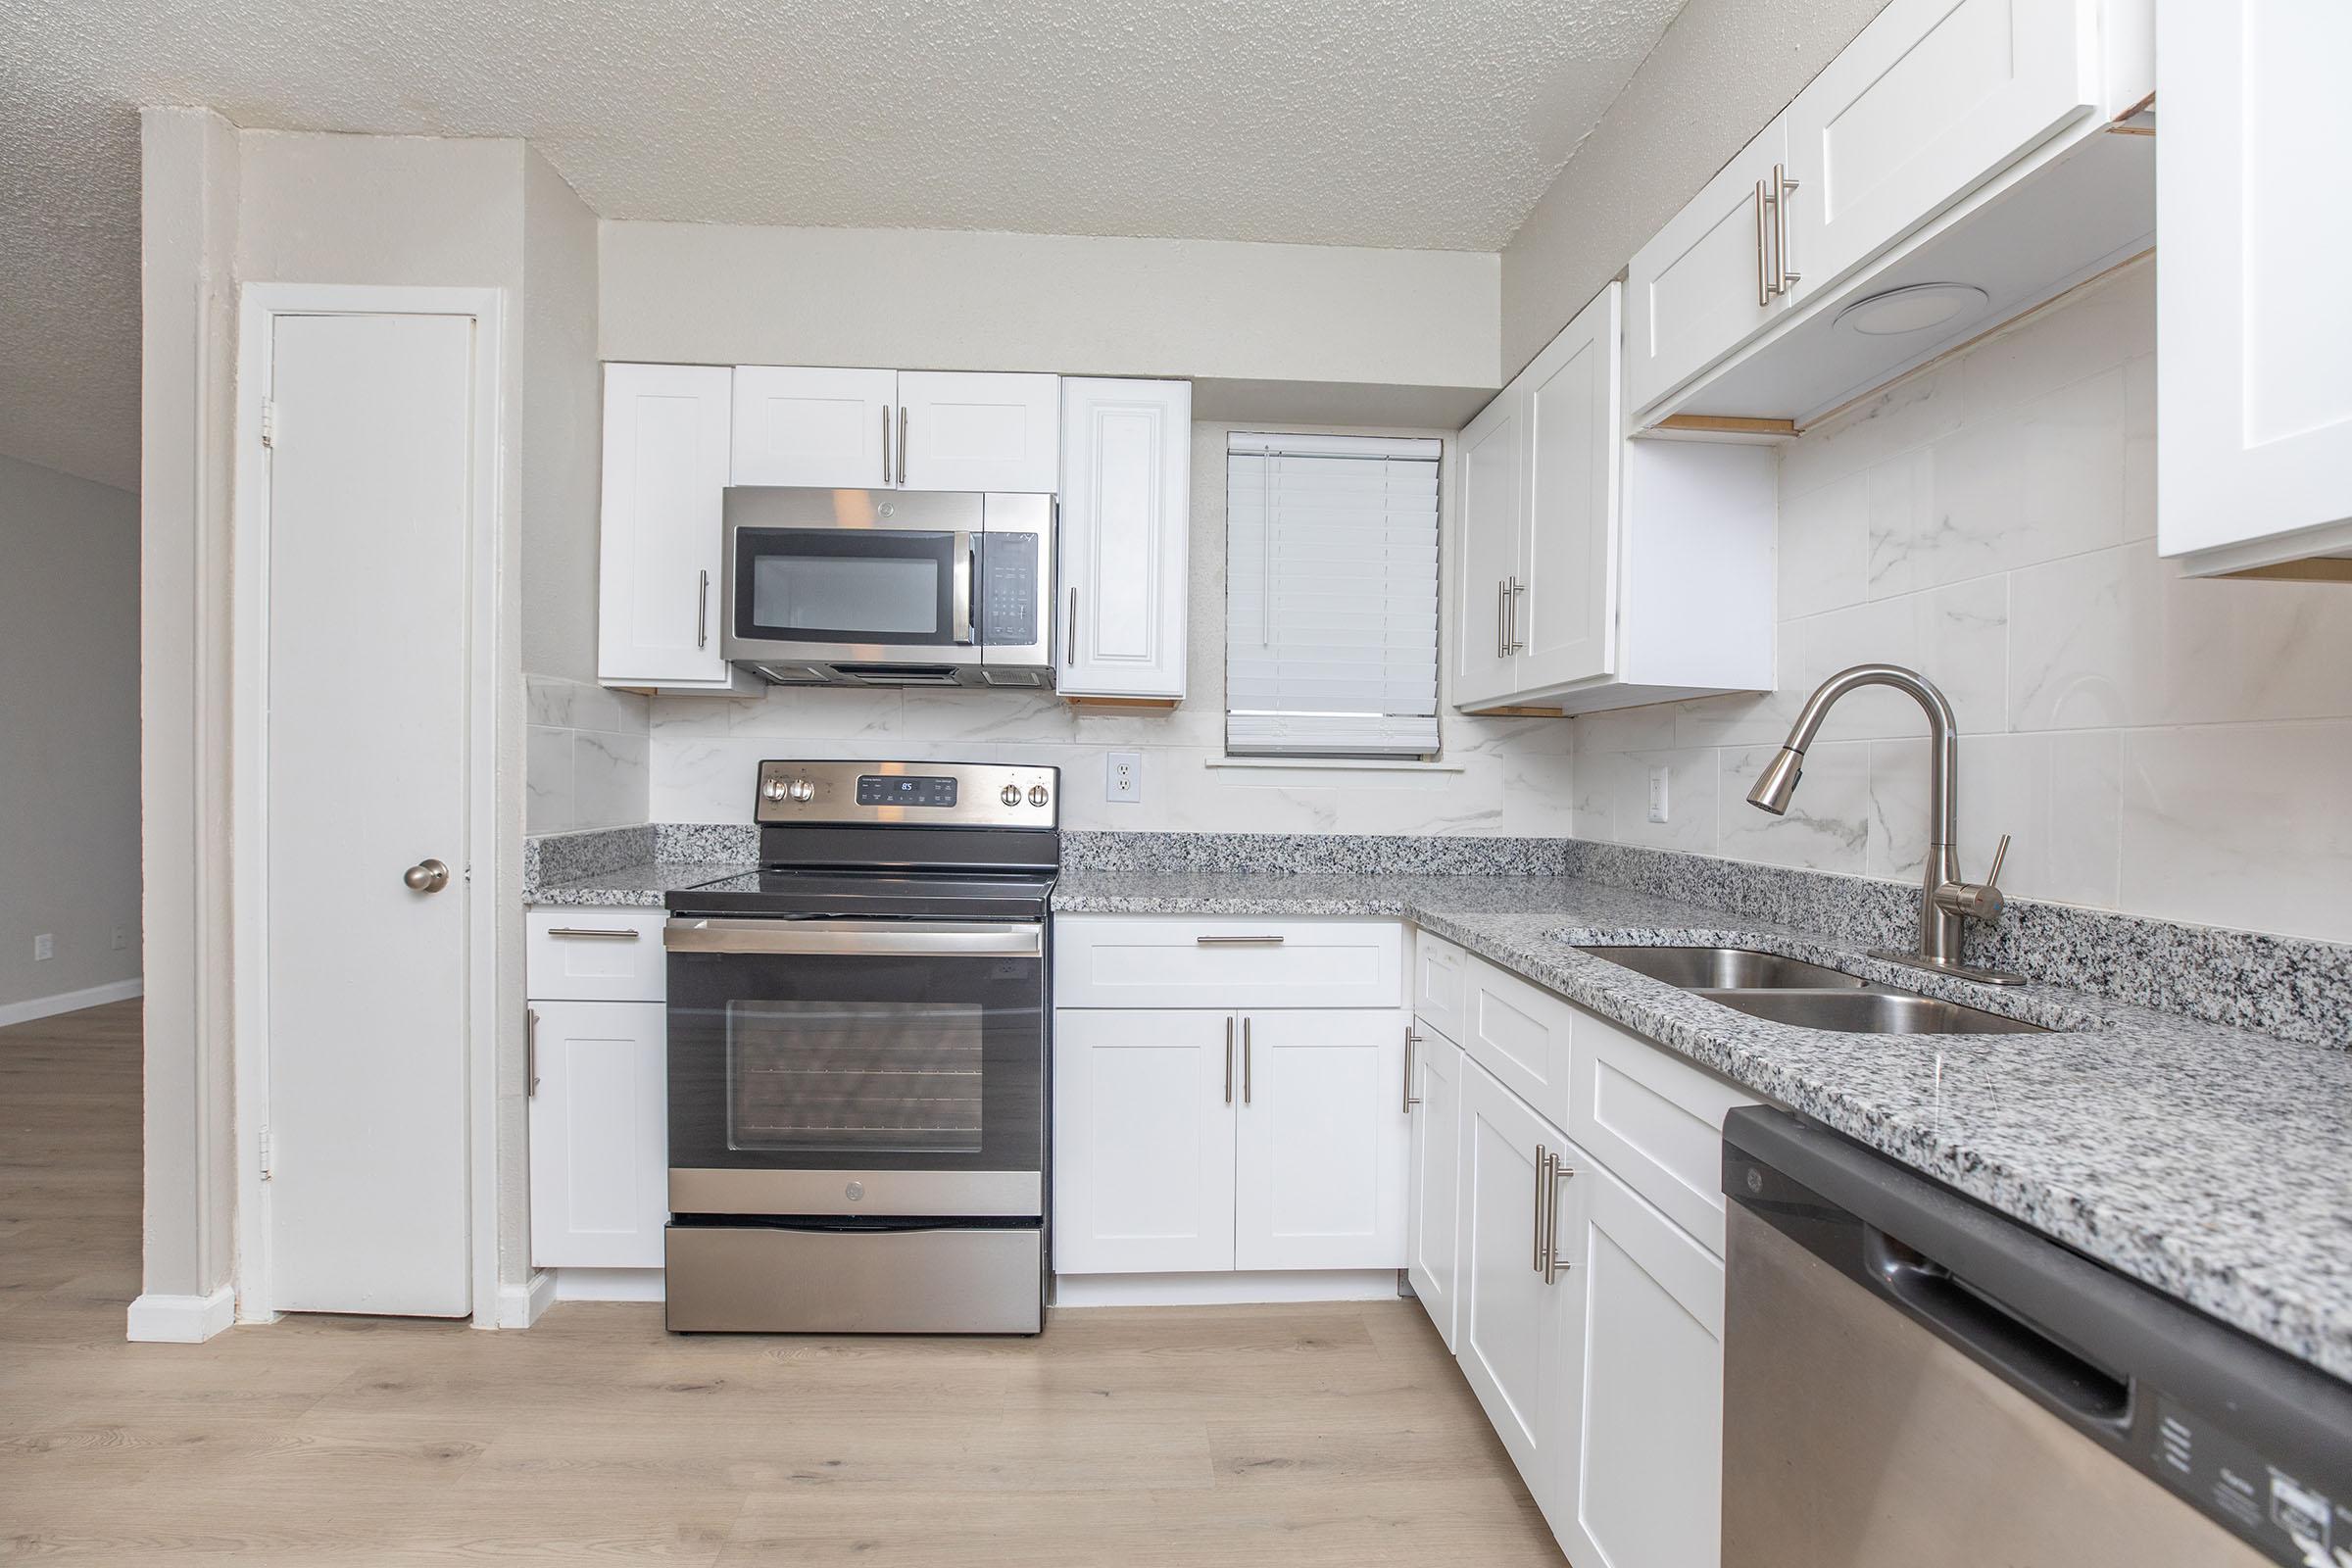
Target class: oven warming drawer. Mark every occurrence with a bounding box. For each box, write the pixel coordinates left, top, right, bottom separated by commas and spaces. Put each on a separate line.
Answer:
665, 1223, 1043, 1334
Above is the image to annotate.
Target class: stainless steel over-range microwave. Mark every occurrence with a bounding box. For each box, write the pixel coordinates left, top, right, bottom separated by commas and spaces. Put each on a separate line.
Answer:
720, 486, 1054, 688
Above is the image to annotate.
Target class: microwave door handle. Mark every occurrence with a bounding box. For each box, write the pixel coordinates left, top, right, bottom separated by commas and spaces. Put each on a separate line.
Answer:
953, 530, 976, 647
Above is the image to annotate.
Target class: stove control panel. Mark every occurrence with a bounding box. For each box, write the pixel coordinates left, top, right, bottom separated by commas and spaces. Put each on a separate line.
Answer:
756, 760, 1057, 829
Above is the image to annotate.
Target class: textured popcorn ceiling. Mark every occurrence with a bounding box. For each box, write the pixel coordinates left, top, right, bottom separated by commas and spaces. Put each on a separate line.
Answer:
0, 0, 1688, 489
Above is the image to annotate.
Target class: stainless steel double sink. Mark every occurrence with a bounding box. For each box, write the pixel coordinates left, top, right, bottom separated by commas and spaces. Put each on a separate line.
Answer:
1577, 946, 2043, 1035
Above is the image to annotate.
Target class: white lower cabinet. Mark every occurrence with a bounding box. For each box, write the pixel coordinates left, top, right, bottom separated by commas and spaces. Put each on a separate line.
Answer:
1454, 1058, 1573, 1485
1052, 1008, 1238, 1275
1548, 1157, 1727, 1568
1404, 1026, 1465, 1349
526, 1000, 668, 1270
1234, 1009, 1410, 1272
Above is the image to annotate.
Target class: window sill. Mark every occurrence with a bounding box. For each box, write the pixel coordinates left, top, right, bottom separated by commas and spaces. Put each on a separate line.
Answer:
1205, 756, 1465, 774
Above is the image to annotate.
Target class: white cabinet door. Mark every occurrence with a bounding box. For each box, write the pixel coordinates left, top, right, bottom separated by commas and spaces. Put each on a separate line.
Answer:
527, 1001, 668, 1270
729, 366, 898, 489
2157, 0, 2352, 571
1451, 384, 1526, 710
1547, 1158, 1726, 1568
1234, 1008, 1410, 1272
1626, 119, 1791, 415
1788, 0, 2099, 299
598, 364, 736, 687
1052, 1009, 1237, 1274
1405, 1027, 1466, 1350
1058, 377, 1192, 698
1411, 930, 1467, 1047
898, 370, 1060, 492
1462, 955, 1577, 1135
1455, 1059, 1570, 1490
1514, 283, 1622, 694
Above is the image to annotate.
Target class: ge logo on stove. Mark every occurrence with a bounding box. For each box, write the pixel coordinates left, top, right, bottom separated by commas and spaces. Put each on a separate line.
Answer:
844, 1181, 865, 1202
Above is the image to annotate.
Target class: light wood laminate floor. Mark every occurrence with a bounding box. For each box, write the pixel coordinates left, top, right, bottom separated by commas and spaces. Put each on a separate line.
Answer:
2, 1002, 1563, 1564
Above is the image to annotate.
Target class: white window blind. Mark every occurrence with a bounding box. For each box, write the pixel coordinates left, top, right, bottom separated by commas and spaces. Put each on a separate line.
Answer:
1225, 432, 1443, 758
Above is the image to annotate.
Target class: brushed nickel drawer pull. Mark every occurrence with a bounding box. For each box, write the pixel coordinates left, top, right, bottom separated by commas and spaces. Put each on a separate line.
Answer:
546, 926, 643, 940
1195, 934, 1286, 946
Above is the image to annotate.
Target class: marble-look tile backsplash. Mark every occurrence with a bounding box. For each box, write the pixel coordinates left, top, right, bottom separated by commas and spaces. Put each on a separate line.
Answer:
1575, 259, 2352, 948
527, 674, 653, 833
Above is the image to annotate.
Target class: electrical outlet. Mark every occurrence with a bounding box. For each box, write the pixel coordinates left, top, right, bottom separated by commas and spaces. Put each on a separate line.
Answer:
1105, 751, 1143, 803
1646, 766, 1670, 824
112, 925, 128, 952
33, 933, 54, 962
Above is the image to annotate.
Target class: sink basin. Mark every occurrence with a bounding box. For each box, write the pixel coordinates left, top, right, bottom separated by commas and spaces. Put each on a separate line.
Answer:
1695, 989, 2045, 1035
1577, 946, 1868, 990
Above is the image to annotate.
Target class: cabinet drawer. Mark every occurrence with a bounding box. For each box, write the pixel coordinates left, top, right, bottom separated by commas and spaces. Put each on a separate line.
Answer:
1460, 956, 1575, 1133
1054, 916, 1403, 1010
1412, 931, 1467, 1044
1567, 1006, 1757, 1256
526, 909, 668, 1002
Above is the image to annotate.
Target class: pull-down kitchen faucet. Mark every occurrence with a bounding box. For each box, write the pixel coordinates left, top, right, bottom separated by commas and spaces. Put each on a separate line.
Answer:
1746, 663, 2023, 985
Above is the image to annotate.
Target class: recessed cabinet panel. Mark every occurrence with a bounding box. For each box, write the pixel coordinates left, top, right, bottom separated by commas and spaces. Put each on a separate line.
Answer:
1569, 1006, 1758, 1256
1412, 931, 1467, 1046
1451, 386, 1526, 710
1234, 1009, 1410, 1272
527, 1001, 668, 1270
1626, 120, 1791, 415
1462, 956, 1576, 1134
1788, 0, 2099, 298
1052, 1008, 1237, 1275
1516, 285, 1622, 692
1054, 917, 1402, 1011
728, 366, 897, 489
1455, 1059, 1569, 1490
898, 371, 1060, 492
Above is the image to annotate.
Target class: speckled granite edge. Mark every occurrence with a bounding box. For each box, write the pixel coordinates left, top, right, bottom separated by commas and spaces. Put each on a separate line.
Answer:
1060, 831, 1569, 877
526, 860, 753, 907
654, 822, 758, 864
1560, 840, 2352, 1051
523, 824, 655, 894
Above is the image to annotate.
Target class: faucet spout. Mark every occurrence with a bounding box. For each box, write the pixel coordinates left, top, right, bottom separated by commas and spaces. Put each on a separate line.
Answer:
1745, 663, 2016, 983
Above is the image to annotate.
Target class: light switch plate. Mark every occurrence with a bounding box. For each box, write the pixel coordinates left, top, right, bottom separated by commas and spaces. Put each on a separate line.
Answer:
1646, 766, 1670, 823
1106, 752, 1142, 803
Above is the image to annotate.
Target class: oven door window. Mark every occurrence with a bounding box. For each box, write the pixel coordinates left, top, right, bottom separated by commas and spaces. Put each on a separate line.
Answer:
668, 945, 1043, 1174
735, 528, 961, 647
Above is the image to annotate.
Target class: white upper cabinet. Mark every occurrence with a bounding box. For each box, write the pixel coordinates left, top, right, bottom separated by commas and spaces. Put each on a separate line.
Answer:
598, 363, 749, 692
1233, 1009, 1411, 1273
1450, 382, 1527, 710
2157, 0, 2352, 576
898, 370, 1060, 492
1515, 284, 1623, 693
729, 366, 897, 489
1788, 0, 2101, 298
1450, 284, 1777, 717
1058, 377, 1192, 699
1627, 118, 1795, 415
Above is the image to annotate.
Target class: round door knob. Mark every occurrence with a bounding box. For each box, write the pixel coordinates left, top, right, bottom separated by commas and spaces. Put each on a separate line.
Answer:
787, 777, 815, 803
1028, 784, 1050, 807
403, 858, 450, 893
1000, 784, 1021, 806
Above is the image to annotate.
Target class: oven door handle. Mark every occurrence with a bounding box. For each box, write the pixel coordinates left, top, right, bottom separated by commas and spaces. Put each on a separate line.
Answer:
663, 918, 1043, 957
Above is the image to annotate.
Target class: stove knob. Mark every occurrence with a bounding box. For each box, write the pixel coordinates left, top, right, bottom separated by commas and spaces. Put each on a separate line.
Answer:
761, 776, 789, 802
1000, 784, 1021, 807
1028, 784, 1050, 808
787, 777, 815, 803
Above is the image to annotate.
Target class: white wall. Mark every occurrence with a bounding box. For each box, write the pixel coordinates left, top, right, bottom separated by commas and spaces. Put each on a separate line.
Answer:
651, 421, 1574, 832
600, 221, 1499, 424
1573, 261, 2352, 946
526, 675, 651, 832
1498, 0, 1890, 377
0, 455, 141, 1017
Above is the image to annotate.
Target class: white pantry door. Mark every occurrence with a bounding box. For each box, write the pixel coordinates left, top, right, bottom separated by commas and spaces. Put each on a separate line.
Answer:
264, 311, 476, 1316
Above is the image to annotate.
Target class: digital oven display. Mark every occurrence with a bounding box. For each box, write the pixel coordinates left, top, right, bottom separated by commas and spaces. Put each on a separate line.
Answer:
856, 774, 959, 808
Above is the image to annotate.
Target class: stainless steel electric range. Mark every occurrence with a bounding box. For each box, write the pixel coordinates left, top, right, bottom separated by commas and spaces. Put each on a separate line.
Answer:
662, 759, 1057, 1334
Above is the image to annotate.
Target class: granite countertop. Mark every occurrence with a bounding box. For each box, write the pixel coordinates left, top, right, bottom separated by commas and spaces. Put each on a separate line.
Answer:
527, 860, 754, 906
1056, 868, 2352, 1384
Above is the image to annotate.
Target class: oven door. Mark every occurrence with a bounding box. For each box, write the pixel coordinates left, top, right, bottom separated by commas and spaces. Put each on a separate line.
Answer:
722, 487, 980, 666
663, 918, 1045, 1218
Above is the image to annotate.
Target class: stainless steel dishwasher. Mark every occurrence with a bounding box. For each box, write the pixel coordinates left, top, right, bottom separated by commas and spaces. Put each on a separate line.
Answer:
1722, 1107, 2352, 1568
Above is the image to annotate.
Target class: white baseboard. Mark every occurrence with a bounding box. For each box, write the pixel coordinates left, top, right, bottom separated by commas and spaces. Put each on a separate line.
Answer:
1053, 1269, 1406, 1308
554, 1266, 665, 1302
0, 977, 143, 1030
495, 1269, 560, 1328
125, 1284, 235, 1343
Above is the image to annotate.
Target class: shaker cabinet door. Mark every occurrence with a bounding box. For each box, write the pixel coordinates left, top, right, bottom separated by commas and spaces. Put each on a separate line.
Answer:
1451, 384, 1527, 710
1232, 1008, 1410, 1273
1058, 377, 1191, 698
598, 364, 736, 687
527, 1001, 669, 1270
1514, 282, 1622, 695
898, 371, 1060, 493
1625, 119, 1791, 416
1051, 1009, 1237, 1275
1405, 1027, 1466, 1349
729, 366, 898, 490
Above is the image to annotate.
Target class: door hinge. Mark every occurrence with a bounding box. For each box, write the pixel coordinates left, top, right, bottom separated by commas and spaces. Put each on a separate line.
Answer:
259, 399, 276, 448
259, 1128, 273, 1181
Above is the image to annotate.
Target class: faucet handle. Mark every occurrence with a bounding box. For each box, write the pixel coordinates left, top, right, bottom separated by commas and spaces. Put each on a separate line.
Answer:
1935, 832, 2011, 925
1983, 832, 2010, 891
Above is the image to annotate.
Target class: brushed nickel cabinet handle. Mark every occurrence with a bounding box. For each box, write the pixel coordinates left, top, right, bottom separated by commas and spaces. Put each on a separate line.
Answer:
1065, 586, 1077, 668
1755, 179, 1772, 308
1773, 163, 1803, 295
1506, 576, 1526, 655
1496, 578, 1509, 660
545, 926, 641, 941
880, 403, 893, 485
1242, 1016, 1253, 1106
697, 569, 710, 650
1544, 1155, 1577, 1285
1224, 1016, 1235, 1106
1533, 1145, 1551, 1273
898, 406, 908, 485
1195, 934, 1285, 946
526, 1006, 541, 1098
1402, 1026, 1422, 1113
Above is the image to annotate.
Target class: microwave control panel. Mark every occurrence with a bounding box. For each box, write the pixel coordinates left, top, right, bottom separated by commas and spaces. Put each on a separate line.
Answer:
978, 533, 1040, 647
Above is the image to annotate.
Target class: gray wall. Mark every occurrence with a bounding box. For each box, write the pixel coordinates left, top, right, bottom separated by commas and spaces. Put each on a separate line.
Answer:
1499, 0, 1893, 377
521, 148, 602, 684
0, 453, 142, 1014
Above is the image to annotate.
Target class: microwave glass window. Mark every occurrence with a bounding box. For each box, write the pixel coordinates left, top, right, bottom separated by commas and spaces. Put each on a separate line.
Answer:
725, 999, 984, 1154
753, 555, 939, 636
